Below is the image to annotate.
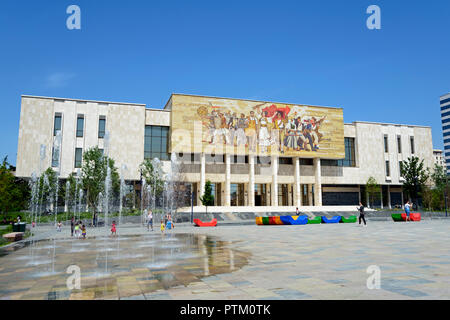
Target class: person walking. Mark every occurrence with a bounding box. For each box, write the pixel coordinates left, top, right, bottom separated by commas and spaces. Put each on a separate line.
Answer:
357, 202, 367, 227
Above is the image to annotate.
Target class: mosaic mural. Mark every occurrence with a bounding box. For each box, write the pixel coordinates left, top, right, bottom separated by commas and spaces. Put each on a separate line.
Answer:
170, 95, 345, 158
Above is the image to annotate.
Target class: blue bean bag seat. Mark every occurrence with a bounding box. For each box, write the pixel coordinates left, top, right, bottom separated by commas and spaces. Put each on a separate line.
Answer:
321, 216, 341, 224
279, 215, 308, 225
280, 216, 293, 225
288, 215, 308, 225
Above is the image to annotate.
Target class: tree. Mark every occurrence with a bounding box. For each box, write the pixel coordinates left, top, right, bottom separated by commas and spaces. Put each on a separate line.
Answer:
0, 157, 30, 216
365, 177, 381, 208
0, 157, 16, 215
140, 158, 164, 208
400, 156, 429, 208
38, 168, 57, 211
199, 181, 214, 214
81, 147, 119, 221
423, 164, 448, 211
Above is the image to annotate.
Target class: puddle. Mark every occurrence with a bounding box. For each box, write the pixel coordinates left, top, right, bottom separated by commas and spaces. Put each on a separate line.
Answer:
0, 233, 249, 300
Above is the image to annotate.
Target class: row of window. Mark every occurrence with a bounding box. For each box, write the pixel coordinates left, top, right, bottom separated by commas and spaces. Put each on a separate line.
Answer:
53, 114, 106, 139
440, 97, 450, 106
385, 160, 405, 178
384, 135, 415, 155
52, 147, 104, 169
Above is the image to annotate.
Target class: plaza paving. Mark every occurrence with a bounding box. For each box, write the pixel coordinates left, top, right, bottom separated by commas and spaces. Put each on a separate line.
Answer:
0, 219, 449, 300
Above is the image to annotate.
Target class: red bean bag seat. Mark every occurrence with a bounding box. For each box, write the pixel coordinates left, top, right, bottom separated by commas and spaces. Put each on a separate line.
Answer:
193, 218, 217, 227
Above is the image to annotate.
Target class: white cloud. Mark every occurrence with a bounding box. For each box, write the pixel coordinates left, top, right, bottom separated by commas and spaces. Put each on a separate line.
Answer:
45, 72, 76, 88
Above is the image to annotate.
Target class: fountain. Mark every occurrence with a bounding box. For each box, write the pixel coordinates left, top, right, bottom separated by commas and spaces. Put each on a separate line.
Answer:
104, 165, 112, 229
119, 164, 127, 226
53, 130, 62, 228
65, 180, 70, 222
78, 189, 84, 221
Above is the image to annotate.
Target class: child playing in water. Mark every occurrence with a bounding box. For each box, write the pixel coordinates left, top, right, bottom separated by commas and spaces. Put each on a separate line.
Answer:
160, 219, 165, 234
81, 224, 86, 239
74, 223, 80, 238
111, 221, 117, 236
57, 221, 62, 232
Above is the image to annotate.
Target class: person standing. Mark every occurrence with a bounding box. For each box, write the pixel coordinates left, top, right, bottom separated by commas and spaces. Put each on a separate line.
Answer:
70, 217, 75, 237
147, 210, 153, 231
404, 201, 411, 222
357, 202, 367, 227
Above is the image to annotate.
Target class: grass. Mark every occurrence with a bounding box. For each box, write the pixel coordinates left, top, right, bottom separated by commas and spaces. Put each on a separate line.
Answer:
0, 225, 13, 247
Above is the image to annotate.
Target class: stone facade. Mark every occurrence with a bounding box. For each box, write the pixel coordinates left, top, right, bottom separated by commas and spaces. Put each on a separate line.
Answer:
16, 94, 435, 209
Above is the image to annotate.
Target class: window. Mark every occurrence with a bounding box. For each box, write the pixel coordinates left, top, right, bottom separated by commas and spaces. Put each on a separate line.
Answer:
399, 161, 403, 177
75, 148, 83, 168
337, 138, 356, 167
51, 147, 59, 168
98, 117, 106, 138
54, 114, 62, 136
144, 126, 169, 160
385, 160, 390, 177
300, 159, 313, 166
279, 157, 293, 165
410, 136, 415, 154
384, 135, 388, 153
232, 155, 248, 164
321, 138, 355, 167
76, 115, 84, 137
397, 136, 402, 153
321, 159, 338, 166
99, 149, 104, 157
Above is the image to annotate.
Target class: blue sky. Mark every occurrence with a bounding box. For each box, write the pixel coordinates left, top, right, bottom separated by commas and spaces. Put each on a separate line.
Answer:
1, 0, 449, 165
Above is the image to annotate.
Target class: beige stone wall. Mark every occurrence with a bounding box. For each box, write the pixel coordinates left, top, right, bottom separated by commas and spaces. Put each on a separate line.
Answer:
16, 96, 146, 180
321, 122, 434, 186
16, 97, 54, 177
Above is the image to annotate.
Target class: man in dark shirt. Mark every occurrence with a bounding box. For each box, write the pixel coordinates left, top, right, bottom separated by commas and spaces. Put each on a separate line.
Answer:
70, 217, 75, 236
357, 202, 367, 226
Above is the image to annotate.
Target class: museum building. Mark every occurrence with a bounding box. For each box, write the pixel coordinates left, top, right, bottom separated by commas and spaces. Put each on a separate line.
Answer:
16, 94, 434, 210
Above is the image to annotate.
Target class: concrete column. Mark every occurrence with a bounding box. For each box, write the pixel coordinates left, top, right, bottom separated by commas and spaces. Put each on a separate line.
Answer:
380, 188, 384, 209
308, 184, 313, 206
314, 158, 322, 206
287, 185, 292, 206
200, 152, 205, 206
225, 153, 231, 206
266, 184, 271, 206
366, 191, 370, 208
294, 157, 301, 207
401, 189, 404, 209
387, 185, 391, 209
271, 155, 278, 207
249, 154, 255, 207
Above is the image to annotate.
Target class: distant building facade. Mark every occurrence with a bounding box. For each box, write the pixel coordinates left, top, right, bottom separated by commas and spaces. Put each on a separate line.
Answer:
441, 93, 450, 175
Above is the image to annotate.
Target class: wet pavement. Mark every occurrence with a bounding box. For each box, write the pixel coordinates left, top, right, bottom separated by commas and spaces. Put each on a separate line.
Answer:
0, 219, 449, 300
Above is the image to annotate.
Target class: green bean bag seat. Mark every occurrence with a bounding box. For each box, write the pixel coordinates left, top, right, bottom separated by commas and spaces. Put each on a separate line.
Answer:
307, 216, 321, 224
340, 215, 357, 223
392, 213, 405, 222
262, 217, 270, 225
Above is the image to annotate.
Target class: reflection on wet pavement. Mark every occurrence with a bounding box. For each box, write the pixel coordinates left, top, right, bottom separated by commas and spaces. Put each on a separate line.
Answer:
0, 233, 249, 300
